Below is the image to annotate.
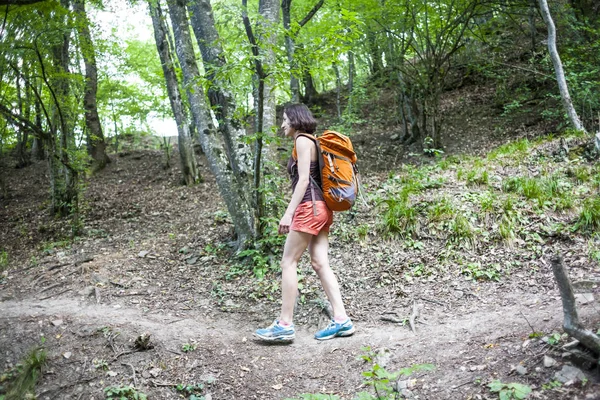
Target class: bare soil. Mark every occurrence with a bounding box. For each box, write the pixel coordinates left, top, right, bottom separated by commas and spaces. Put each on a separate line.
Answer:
1, 84, 599, 400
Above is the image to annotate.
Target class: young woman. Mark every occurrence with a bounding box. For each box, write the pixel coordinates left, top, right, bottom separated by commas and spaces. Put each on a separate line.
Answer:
254, 103, 354, 342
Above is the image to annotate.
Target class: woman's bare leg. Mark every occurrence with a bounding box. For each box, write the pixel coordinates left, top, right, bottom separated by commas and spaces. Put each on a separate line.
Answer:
308, 230, 347, 320
279, 230, 312, 324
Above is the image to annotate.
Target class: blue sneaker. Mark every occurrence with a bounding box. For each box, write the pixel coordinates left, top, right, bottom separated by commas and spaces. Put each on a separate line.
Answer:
254, 320, 295, 342
314, 318, 355, 340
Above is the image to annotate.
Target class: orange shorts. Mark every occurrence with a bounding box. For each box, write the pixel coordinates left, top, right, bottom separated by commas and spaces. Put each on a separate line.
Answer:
290, 201, 333, 235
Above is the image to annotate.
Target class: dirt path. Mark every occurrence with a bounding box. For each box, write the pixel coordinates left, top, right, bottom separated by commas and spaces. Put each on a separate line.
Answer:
2, 292, 593, 399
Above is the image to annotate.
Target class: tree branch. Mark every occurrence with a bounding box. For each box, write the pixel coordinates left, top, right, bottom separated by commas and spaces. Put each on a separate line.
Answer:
0, 103, 47, 139
550, 255, 600, 357
299, 0, 324, 28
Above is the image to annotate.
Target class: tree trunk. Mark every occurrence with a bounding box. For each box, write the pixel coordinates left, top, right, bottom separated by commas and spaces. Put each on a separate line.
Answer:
550, 255, 600, 356
32, 80, 45, 160
282, 0, 299, 102
333, 62, 341, 120
302, 68, 317, 104
281, 0, 323, 103
187, 0, 252, 178
148, 0, 199, 186
48, 0, 78, 221
367, 29, 383, 77
167, 0, 255, 245
348, 50, 355, 95
74, 0, 110, 171
258, 0, 279, 133
538, 0, 586, 133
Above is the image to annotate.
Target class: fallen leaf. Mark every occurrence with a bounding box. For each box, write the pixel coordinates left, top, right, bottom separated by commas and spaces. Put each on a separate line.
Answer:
240, 366, 250, 372
272, 384, 283, 390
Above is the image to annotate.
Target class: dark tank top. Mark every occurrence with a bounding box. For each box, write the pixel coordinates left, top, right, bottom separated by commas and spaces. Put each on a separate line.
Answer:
287, 157, 324, 203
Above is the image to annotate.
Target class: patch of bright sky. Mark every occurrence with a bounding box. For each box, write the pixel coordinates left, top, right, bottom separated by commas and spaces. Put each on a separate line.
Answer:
89, 1, 177, 137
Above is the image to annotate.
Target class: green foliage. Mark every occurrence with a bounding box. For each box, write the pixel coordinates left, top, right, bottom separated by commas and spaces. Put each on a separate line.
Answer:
0, 251, 8, 271
2, 347, 46, 400
488, 139, 530, 161
181, 343, 197, 353
175, 382, 205, 399
356, 346, 435, 400
461, 262, 501, 281
93, 358, 109, 371
104, 385, 147, 400
377, 198, 419, 239
574, 197, 600, 234
488, 380, 531, 400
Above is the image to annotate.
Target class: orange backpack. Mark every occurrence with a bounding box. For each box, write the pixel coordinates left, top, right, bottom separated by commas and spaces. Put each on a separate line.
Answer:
292, 130, 359, 212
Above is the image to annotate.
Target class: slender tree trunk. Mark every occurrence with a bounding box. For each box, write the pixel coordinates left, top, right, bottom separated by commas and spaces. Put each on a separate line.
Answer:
148, 0, 199, 185
15, 73, 29, 168
47, 0, 78, 219
333, 62, 341, 120
74, 0, 110, 171
538, 0, 586, 133
529, 0, 536, 56
348, 50, 355, 94
32, 79, 45, 160
282, 0, 299, 102
167, 0, 255, 245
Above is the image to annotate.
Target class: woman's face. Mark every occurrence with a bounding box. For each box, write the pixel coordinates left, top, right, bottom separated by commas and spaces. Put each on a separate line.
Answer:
281, 112, 296, 137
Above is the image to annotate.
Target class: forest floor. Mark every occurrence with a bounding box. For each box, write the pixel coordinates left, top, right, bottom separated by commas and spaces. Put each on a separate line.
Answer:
1, 83, 600, 400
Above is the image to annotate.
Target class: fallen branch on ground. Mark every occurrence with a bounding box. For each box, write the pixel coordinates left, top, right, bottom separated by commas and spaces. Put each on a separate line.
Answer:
550, 254, 600, 360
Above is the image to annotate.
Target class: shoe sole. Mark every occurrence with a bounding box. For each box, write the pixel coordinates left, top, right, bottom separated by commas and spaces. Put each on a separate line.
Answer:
252, 333, 295, 342
315, 326, 355, 341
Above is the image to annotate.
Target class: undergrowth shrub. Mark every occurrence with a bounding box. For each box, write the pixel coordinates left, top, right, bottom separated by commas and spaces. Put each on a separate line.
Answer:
2, 347, 46, 400
378, 198, 419, 239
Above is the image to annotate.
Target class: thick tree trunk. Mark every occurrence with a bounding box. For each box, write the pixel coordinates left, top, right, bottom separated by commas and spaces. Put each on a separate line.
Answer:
74, 0, 110, 171
148, 0, 199, 185
550, 255, 600, 357
167, 0, 255, 245
187, 0, 252, 177
538, 0, 586, 133
302, 69, 317, 104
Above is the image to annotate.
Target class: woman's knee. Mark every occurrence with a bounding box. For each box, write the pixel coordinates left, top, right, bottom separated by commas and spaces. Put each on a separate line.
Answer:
311, 258, 327, 274
281, 257, 297, 271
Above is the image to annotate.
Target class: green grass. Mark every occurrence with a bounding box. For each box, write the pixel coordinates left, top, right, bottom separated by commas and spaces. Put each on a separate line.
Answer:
449, 213, 475, 244
574, 197, 600, 234
487, 138, 530, 161
2, 347, 46, 400
378, 198, 419, 239
427, 196, 456, 222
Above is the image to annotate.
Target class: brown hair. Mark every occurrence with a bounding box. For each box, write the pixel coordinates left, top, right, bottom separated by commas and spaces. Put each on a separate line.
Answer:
283, 103, 317, 134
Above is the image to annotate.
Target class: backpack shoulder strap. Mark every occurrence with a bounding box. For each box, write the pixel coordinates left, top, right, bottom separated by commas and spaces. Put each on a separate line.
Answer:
292, 133, 324, 216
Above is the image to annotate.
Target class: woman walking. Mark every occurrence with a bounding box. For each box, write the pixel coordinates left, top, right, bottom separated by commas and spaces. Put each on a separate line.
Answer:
254, 103, 354, 343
